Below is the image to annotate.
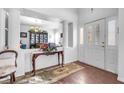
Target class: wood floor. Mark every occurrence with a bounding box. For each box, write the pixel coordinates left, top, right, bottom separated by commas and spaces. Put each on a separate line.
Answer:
55, 61, 122, 84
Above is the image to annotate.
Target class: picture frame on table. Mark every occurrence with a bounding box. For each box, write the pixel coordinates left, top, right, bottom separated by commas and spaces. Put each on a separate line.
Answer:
20, 32, 27, 38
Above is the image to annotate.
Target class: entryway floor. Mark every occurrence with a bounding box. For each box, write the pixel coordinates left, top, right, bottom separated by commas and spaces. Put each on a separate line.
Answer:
1, 61, 122, 84
55, 61, 122, 84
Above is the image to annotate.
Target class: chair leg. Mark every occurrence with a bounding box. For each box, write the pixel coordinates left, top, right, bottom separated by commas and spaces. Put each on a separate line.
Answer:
10, 74, 13, 84
10, 72, 16, 84
12, 73, 15, 82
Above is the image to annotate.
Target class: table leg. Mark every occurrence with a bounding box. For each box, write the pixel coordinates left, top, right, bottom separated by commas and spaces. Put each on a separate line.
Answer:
61, 51, 64, 67
58, 52, 60, 65
32, 55, 36, 76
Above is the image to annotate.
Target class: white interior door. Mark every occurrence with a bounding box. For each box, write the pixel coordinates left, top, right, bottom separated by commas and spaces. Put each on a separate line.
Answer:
84, 19, 105, 69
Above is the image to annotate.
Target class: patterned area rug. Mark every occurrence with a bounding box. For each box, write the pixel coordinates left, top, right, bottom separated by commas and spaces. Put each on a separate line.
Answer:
2, 62, 84, 84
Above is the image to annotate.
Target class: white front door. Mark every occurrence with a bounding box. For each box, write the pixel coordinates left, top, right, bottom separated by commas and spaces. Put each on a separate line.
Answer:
83, 17, 118, 73
84, 19, 105, 69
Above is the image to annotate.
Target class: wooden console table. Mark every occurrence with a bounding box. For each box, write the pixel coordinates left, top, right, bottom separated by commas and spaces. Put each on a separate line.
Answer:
32, 51, 64, 76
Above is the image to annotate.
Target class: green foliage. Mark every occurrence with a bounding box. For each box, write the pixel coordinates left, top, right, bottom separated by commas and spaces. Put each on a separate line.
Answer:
43, 47, 57, 53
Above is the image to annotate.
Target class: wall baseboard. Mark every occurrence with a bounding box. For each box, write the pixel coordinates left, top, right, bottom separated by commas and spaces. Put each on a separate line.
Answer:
117, 76, 124, 82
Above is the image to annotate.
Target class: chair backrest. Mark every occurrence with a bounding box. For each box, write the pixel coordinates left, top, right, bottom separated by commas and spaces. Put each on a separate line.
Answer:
0, 50, 18, 67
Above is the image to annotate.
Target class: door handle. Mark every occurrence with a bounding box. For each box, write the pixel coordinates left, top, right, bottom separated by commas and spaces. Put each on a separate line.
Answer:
101, 42, 105, 47
102, 42, 104, 44
101, 46, 104, 47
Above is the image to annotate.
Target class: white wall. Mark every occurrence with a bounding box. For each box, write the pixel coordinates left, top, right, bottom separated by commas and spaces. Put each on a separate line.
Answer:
8, 9, 20, 50
0, 9, 6, 51
118, 9, 124, 82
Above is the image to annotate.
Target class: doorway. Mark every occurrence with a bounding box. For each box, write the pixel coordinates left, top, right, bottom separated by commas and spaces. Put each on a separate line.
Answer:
84, 17, 118, 73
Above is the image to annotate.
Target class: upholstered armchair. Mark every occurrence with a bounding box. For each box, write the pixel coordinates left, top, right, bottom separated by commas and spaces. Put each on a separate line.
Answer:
0, 50, 18, 83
